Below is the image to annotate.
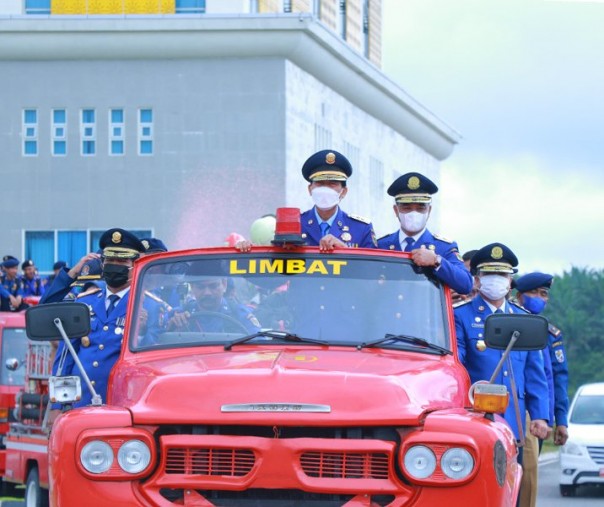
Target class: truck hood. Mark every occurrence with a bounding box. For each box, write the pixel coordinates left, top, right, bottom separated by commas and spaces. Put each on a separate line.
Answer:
111, 348, 468, 426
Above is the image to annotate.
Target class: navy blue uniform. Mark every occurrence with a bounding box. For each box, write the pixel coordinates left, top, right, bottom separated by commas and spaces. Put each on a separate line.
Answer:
52, 287, 129, 407
378, 229, 473, 295
0, 275, 26, 311
20, 275, 46, 297
454, 296, 549, 440
176, 297, 261, 334
39, 269, 78, 303
300, 207, 377, 248
547, 323, 569, 427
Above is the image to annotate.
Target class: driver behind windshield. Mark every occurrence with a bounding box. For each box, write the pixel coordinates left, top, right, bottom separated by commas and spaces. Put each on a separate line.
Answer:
167, 271, 261, 334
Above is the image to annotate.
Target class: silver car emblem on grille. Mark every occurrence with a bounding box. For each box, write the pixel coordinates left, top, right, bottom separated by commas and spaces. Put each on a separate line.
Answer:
221, 403, 331, 413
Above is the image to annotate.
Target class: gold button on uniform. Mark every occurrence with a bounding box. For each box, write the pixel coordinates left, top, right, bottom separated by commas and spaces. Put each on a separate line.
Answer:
99, 344, 104, 350
103, 325, 109, 331
93, 361, 99, 367
91, 380, 96, 386
503, 371, 508, 377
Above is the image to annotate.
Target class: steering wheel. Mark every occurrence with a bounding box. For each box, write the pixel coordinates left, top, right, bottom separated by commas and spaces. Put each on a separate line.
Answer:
186, 311, 249, 334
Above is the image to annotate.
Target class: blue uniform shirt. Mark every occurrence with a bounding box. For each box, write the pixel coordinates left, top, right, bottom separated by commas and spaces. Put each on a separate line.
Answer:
300, 207, 377, 248
378, 228, 473, 295
454, 296, 550, 440
0, 274, 24, 299
52, 286, 129, 407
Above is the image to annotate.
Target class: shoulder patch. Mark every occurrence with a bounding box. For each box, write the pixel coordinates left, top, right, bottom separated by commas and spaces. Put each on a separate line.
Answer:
548, 323, 562, 337
76, 287, 102, 299
348, 214, 371, 224
432, 232, 453, 244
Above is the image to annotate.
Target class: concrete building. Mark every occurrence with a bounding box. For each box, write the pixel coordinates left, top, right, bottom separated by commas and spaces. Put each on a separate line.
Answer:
0, 1, 460, 273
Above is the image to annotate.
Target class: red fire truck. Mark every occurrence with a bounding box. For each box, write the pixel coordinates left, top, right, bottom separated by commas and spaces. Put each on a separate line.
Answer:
25, 215, 548, 506
0, 311, 28, 495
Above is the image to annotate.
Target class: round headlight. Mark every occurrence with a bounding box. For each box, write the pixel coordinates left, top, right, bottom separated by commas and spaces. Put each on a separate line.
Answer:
441, 447, 474, 479
81, 440, 114, 474
403, 445, 437, 479
117, 439, 151, 474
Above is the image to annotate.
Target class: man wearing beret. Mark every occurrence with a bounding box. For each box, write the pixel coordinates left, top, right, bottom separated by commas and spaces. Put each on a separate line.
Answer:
378, 172, 473, 295
514, 272, 569, 507
0, 256, 27, 311
299, 149, 377, 251
454, 243, 550, 464
50, 228, 145, 408
20, 259, 46, 297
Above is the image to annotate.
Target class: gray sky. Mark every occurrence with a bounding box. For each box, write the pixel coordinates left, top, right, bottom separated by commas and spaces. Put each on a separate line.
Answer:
382, 0, 604, 275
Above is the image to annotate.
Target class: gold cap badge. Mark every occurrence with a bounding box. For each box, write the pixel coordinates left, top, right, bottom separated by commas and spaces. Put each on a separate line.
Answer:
325, 152, 336, 164
81, 336, 90, 347
491, 246, 503, 259
142, 240, 149, 250
407, 176, 420, 190
112, 231, 122, 244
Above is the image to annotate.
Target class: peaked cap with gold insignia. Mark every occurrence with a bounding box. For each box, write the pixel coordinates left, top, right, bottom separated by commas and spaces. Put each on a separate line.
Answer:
99, 228, 145, 260
470, 242, 518, 274
387, 172, 438, 204
301, 149, 352, 182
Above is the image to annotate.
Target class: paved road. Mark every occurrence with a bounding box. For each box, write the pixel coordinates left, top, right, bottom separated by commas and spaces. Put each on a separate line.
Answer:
538, 451, 604, 506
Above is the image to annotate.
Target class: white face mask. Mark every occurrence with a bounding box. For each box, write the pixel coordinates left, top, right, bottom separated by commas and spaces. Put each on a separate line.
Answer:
478, 275, 510, 301
311, 186, 342, 210
398, 211, 428, 234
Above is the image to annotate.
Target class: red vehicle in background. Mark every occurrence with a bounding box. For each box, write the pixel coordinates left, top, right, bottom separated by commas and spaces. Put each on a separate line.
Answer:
0, 311, 28, 495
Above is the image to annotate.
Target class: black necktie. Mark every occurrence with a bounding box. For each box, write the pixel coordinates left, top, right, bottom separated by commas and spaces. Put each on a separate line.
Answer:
107, 294, 120, 316
320, 222, 330, 237
404, 237, 415, 252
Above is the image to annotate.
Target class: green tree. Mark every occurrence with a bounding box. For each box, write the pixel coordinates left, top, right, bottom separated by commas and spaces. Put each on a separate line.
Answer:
544, 267, 604, 398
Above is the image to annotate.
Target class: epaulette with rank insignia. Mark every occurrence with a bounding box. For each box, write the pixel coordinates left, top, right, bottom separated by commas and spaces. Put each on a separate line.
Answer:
548, 323, 562, 337
452, 299, 472, 309
432, 233, 453, 244
76, 287, 102, 299
508, 300, 529, 313
348, 214, 371, 224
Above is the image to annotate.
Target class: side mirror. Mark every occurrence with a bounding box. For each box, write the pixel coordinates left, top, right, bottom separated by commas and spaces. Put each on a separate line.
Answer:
484, 313, 548, 351
25, 303, 91, 342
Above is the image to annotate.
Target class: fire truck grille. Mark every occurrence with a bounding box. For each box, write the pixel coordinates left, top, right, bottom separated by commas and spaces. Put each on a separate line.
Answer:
165, 447, 255, 476
300, 451, 390, 479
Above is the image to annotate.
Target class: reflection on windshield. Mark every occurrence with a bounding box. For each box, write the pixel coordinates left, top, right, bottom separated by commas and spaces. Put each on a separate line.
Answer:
1, 328, 28, 385
571, 395, 604, 424
130, 254, 449, 351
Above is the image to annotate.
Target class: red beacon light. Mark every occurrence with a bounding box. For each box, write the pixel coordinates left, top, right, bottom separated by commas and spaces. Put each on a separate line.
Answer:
272, 207, 306, 246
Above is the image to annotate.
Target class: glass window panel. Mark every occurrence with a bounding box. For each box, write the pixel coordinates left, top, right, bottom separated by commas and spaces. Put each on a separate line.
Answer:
176, 0, 206, 13
84, 127, 93, 137
26, 127, 36, 137
83, 141, 95, 155
53, 141, 66, 155
140, 109, 153, 123
58, 231, 87, 268
113, 127, 122, 137
25, 231, 54, 272
25, 0, 51, 14
55, 127, 64, 137
140, 140, 153, 155
24, 141, 37, 155
90, 230, 104, 252
142, 126, 151, 136
111, 140, 124, 155
53, 109, 66, 123
24, 110, 37, 124
111, 109, 124, 123
82, 109, 95, 123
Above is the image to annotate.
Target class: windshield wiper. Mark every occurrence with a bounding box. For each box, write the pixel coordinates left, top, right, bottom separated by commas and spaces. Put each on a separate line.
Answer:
224, 329, 329, 350
358, 333, 451, 355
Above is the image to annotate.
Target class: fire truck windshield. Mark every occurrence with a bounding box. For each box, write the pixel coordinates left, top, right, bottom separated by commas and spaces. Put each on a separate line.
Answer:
130, 253, 450, 352
1, 327, 28, 385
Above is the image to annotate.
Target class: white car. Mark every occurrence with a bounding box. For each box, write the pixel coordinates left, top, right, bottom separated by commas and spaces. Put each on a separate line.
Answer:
559, 382, 604, 496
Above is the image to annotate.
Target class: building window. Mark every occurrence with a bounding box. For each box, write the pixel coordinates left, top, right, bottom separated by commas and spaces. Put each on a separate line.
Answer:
23, 109, 38, 156
176, 0, 206, 13
109, 108, 125, 156
81, 109, 96, 156
314, 124, 332, 151
25, 228, 153, 274
52, 109, 67, 156
138, 109, 153, 155
25, 0, 51, 15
